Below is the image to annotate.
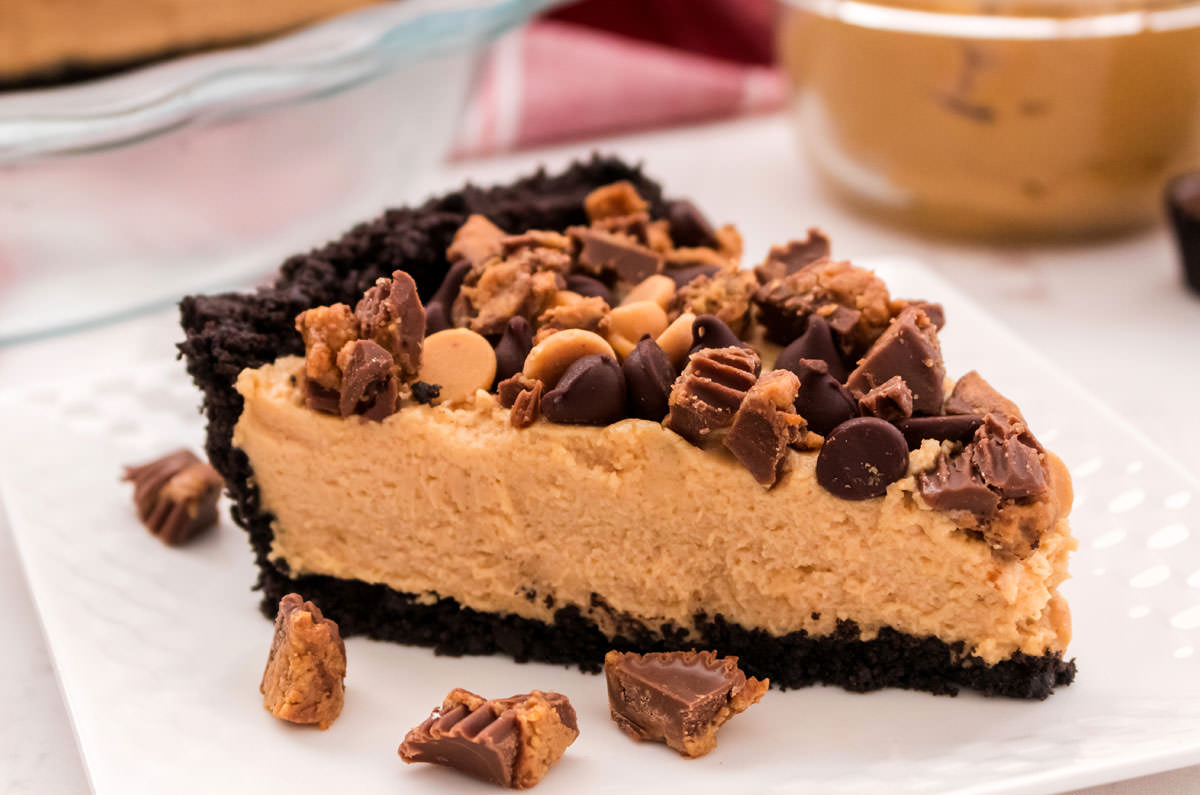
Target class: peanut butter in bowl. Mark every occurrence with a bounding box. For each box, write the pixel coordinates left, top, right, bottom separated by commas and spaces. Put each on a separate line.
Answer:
778, 0, 1200, 239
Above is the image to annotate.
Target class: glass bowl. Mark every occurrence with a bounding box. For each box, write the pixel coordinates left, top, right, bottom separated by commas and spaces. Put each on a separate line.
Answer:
0, 0, 560, 343
778, 0, 1200, 240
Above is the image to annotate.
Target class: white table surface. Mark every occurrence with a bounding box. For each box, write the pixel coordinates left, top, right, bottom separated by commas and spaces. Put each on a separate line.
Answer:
2, 114, 1198, 794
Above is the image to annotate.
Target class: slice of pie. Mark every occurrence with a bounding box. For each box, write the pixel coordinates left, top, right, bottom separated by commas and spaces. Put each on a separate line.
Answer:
180, 157, 1076, 699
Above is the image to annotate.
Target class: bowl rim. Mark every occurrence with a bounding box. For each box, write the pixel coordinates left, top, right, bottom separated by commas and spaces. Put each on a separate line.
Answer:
0, 0, 560, 162
780, 0, 1200, 39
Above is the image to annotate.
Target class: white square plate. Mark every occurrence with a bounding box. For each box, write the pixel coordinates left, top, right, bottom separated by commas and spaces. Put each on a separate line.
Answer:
2, 259, 1198, 794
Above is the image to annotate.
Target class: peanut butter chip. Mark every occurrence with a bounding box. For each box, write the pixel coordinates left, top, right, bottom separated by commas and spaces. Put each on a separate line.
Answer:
522, 328, 617, 388
605, 300, 669, 360
655, 311, 696, 368
622, 274, 676, 309
419, 329, 497, 406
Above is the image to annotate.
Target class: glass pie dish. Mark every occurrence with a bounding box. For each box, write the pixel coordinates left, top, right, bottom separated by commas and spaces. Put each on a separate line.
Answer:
778, 0, 1200, 240
0, 0, 560, 343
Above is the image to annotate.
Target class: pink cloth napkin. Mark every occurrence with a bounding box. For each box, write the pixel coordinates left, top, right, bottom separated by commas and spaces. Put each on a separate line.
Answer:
453, 18, 786, 158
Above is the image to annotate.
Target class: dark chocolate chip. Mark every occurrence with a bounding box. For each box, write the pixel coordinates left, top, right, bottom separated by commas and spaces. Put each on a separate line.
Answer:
542, 354, 627, 425
845, 305, 945, 414
492, 316, 534, 387
895, 415, 983, 450
570, 226, 663, 284
665, 264, 721, 289
425, 260, 472, 335
665, 199, 719, 248
776, 357, 858, 437
690, 314, 749, 354
565, 273, 616, 306
816, 417, 910, 500
774, 314, 847, 382
622, 336, 675, 421
411, 381, 441, 405
1166, 170, 1200, 295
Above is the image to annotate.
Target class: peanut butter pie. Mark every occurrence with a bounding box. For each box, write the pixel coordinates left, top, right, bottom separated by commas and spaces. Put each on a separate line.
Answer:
180, 157, 1077, 699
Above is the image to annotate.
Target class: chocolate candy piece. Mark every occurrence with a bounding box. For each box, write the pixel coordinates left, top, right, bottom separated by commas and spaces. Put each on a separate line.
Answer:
294, 303, 358, 392
564, 273, 616, 306
497, 373, 544, 429
122, 449, 223, 546
665, 198, 719, 248
447, 214, 506, 269
690, 313, 749, 353
944, 370, 1023, 421
774, 314, 847, 382
492, 316, 534, 388
857, 375, 914, 422
972, 414, 1047, 500
776, 357, 858, 437
919, 452, 1000, 515
667, 346, 761, 445
753, 229, 832, 283
570, 226, 663, 284
724, 370, 804, 487
665, 263, 722, 289
1167, 170, 1200, 294
845, 305, 945, 414
902, 300, 946, 330
336, 339, 399, 421
260, 594, 346, 730
895, 414, 983, 449
399, 688, 579, 789
816, 417, 910, 500
542, 354, 626, 425
622, 336, 675, 421
604, 650, 768, 759
356, 270, 426, 379
425, 260, 472, 335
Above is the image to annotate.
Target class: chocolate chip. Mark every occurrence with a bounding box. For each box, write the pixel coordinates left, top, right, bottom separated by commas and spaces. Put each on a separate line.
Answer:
895, 415, 983, 449
665, 264, 721, 289
425, 261, 471, 335
493, 316, 534, 387
775, 357, 858, 437
356, 270, 426, 379
845, 305, 945, 414
622, 336, 675, 421
857, 375, 914, 422
411, 381, 441, 405
564, 273, 616, 306
542, 354, 626, 425
690, 314, 748, 354
337, 339, 399, 420
570, 226, 663, 284
774, 314, 847, 382
816, 417, 910, 500
1167, 170, 1200, 295
665, 199, 719, 248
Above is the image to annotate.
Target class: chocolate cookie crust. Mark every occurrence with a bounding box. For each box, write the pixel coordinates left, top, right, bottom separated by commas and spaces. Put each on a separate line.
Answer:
179, 157, 1074, 700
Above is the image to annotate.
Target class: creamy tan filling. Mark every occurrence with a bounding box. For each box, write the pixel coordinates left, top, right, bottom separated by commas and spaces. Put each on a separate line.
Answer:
234, 356, 1075, 664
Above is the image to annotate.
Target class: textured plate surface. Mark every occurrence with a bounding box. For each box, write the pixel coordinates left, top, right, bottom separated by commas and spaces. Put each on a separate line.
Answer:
1, 259, 1198, 794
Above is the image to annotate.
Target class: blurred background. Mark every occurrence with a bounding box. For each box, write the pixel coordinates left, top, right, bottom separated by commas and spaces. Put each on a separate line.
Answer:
1, 1, 1199, 792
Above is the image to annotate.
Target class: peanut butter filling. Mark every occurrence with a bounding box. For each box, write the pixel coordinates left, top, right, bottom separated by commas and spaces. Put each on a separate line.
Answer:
234, 356, 1075, 665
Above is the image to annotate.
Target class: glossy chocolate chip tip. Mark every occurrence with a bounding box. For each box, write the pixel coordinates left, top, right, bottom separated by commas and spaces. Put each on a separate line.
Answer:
542, 354, 627, 425
690, 314, 748, 354
816, 417, 909, 500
